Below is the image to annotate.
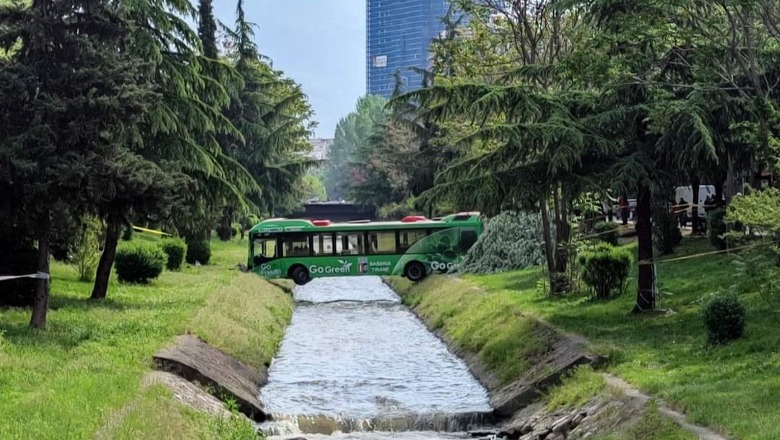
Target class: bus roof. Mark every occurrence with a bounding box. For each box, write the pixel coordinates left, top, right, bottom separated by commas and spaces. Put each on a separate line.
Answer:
249, 212, 482, 236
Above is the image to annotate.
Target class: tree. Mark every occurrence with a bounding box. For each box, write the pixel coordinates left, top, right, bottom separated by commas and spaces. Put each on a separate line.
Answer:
325, 95, 389, 201
198, 0, 218, 59
91, 0, 251, 298
395, 0, 590, 292
0, 0, 153, 326
348, 121, 419, 209
300, 173, 328, 202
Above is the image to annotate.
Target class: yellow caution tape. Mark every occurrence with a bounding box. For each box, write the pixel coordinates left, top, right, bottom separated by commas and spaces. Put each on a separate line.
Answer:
637, 243, 761, 266
132, 226, 171, 236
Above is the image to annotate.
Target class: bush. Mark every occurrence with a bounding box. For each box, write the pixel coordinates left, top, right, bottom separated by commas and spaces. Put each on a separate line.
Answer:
121, 225, 133, 241
216, 222, 232, 241
654, 208, 682, 255
702, 293, 746, 344
458, 211, 545, 274
185, 238, 211, 265
231, 223, 241, 239
591, 221, 619, 246
578, 243, 631, 300
161, 237, 187, 271
114, 243, 166, 284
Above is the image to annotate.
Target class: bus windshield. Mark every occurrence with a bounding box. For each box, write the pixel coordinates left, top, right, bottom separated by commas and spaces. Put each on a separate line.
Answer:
247, 213, 483, 286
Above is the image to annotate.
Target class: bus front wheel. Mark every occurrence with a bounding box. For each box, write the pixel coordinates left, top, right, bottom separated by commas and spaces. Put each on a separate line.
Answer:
290, 266, 311, 286
404, 262, 427, 283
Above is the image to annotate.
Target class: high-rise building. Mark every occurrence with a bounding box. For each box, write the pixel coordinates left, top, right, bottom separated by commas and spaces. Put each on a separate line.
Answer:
366, 0, 449, 98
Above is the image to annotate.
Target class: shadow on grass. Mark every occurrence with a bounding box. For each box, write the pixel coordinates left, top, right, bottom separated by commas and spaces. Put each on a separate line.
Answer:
49, 296, 128, 311
0, 320, 96, 350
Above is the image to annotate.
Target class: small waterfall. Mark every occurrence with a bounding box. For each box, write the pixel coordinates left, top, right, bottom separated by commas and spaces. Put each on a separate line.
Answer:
259, 411, 498, 437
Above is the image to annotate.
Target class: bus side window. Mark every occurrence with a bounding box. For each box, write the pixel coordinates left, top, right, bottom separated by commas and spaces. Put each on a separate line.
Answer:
336, 232, 363, 255
398, 230, 427, 252
461, 228, 478, 251
282, 235, 311, 257
313, 234, 335, 256
367, 231, 396, 254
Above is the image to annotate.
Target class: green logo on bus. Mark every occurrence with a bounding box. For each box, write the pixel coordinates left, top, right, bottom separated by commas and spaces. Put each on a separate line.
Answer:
310, 259, 353, 275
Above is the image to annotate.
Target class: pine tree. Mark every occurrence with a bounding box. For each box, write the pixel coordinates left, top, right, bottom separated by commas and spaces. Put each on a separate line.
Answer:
0, 0, 152, 326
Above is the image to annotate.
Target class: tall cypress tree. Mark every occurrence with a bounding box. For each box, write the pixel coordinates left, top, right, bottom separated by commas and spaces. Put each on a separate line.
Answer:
198, 0, 219, 59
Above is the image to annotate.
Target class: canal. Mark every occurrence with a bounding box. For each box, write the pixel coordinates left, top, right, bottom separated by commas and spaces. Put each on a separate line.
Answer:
259, 277, 492, 439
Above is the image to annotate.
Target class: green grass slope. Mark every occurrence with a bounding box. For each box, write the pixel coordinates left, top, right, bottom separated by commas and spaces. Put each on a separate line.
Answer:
466, 238, 780, 440
0, 237, 291, 440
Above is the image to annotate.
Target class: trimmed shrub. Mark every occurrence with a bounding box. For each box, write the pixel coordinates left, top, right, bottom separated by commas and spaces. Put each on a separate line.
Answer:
591, 221, 619, 246
654, 208, 682, 255
457, 211, 545, 274
121, 225, 133, 241
161, 237, 187, 271
185, 238, 211, 265
579, 243, 631, 300
114, 243, 166, 284
702, 294, 746, 344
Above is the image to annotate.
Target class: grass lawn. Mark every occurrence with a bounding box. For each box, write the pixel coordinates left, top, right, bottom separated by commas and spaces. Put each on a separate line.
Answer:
0, 236, 291, 440
465, 237, 780, 440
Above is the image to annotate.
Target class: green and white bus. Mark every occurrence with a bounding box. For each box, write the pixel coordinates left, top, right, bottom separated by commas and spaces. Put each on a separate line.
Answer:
248, 212, 483, 285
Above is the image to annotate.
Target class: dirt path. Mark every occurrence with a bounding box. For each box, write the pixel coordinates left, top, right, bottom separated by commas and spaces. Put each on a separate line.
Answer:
604, 374, 728, 440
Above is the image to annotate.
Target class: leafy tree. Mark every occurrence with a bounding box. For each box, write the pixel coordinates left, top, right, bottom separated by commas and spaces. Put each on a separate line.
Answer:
325, 95, 389, 200
395, 0, 591, 293
349, 121, 420, 209
300, 173, 328, 202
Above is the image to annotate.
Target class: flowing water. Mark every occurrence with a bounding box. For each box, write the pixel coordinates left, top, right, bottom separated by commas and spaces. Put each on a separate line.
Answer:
259, 277, 493, 439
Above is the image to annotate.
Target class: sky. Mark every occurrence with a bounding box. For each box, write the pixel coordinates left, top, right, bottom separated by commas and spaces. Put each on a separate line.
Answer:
213, 0, 366, 139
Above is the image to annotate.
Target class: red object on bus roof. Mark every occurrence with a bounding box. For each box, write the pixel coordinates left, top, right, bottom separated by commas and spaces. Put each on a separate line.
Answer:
401, 215, 427, 223
311, 219, 331, 226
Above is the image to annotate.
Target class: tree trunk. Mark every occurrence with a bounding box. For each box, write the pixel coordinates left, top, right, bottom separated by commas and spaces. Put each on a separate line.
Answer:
633, 187, 655, 312
715, 177, 724, 205
540, 192, 556, 274
91, 213, 121, 300
620, 193, 629, 225
725, 155, 740, 200
29, 214, 51, 329
217, 207, 233, 241
690, 176, 700, 233
553, 187, 570, 273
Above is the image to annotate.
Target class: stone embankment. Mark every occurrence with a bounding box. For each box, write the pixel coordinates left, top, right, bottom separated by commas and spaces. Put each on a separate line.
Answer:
153, 334, 269, 420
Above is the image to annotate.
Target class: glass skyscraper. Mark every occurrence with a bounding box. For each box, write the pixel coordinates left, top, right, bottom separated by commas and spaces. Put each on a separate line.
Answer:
366, 0, 449, 98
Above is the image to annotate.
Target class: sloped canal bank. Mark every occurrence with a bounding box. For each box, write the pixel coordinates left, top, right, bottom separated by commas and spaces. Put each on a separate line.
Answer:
258, 277, 493, 438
